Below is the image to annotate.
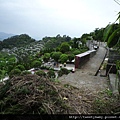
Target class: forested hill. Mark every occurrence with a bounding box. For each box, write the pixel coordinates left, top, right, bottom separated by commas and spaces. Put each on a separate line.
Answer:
0, 23, 119, 51
0, 34, 36, 49
42, 34, 71, 49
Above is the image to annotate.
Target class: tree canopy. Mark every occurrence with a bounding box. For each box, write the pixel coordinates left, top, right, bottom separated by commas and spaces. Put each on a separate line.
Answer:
60, 42, 70, 53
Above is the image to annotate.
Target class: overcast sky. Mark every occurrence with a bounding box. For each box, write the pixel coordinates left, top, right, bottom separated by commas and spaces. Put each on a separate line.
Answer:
0, 0, 120, 40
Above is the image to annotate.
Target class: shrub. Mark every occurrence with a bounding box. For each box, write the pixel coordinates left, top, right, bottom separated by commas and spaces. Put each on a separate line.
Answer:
9, 68, 21, 78
20, 70, 31, 76
59, 54, 68, 64
47, 70, 56, 78
31, 60, 42, 68
35, 70, 46, 77
15, 65, 25, 71
68, 54, 75, 62
73, 49, 81, 55
58, 68, 70, 77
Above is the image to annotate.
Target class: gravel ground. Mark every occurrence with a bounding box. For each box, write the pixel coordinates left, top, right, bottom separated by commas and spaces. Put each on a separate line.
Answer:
59, 44, 109, 94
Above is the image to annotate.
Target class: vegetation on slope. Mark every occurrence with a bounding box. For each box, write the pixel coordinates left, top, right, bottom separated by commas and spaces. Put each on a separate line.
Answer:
1, 34, 35, 49
0, 74, 95, 114
0, 74, 120, 114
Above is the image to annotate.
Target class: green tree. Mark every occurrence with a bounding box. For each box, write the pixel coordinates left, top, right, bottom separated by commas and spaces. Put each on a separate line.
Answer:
68, 54, 75, 62
31, 60, 42, 68
15, 65, 25, 71
59, 54, 68, 64
92, 28, 104, 41
16, 52, 33, 69
81, 33, 90, 40
72, 38, 80, 48
43, 34, 71, 50
81, 38, 86, 47
6, 56, 17, 73
0, 58, 6, 70
51, 52, 62, 63
103, 15, 120, 49
107, 28, 120, 48
73, 49, 81, 55
60, 42, 70, 53
43, 53, 50, 62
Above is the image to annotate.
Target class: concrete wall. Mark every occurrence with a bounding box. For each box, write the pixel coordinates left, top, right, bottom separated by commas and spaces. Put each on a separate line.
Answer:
106, 63, 117, 75
106, 49, 120, 75
88, 50, 96, 58
75, 50, 96, 69
75, 54, 90, 69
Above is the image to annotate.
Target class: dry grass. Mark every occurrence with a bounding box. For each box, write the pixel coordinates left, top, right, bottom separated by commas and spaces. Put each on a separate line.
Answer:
0, 74, 95, 114
0, 74, 119, 114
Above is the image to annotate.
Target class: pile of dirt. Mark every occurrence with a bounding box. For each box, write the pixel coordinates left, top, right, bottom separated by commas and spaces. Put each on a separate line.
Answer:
0, 74, 95, 114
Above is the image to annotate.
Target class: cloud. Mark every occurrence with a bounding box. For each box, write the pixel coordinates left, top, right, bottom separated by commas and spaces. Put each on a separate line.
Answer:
0, 0, 119, 39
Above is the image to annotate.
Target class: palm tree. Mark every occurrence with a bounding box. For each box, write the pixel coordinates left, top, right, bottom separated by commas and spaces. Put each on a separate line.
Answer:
114, 0, 120, 6
103, 12, 120, 50
116, 12, 120, 24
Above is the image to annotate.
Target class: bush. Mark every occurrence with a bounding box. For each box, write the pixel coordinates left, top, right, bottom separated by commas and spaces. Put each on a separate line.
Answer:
59, 54, 68, 64
31, 60, 42, 68
9, 69, 21, 78
58, 68, 70, 77
47, 70, 56, 78
35, 70, 46, 77
15, 65, 25, 71
68, 54, 75, 62
73, 49, 81, 55
20, 70, 31, 76
43, 53, 50, 62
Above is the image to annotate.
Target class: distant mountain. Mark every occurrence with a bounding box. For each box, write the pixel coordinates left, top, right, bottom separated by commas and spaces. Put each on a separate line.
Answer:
0, 32, 15, 40
1, 34, 36, 49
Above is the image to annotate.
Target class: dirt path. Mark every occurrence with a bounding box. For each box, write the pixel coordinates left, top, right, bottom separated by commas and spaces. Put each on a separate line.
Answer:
59, 44, 109, 94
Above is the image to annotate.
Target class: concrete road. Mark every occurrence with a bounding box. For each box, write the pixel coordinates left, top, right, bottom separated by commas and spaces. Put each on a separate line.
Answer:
59, 44, 109, 94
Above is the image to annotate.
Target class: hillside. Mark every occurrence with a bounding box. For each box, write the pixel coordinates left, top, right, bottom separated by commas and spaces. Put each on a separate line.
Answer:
0, 34, 120, 115
0, 74, 94, 114
0, 34, 36, 49
0, 73, 119, 115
